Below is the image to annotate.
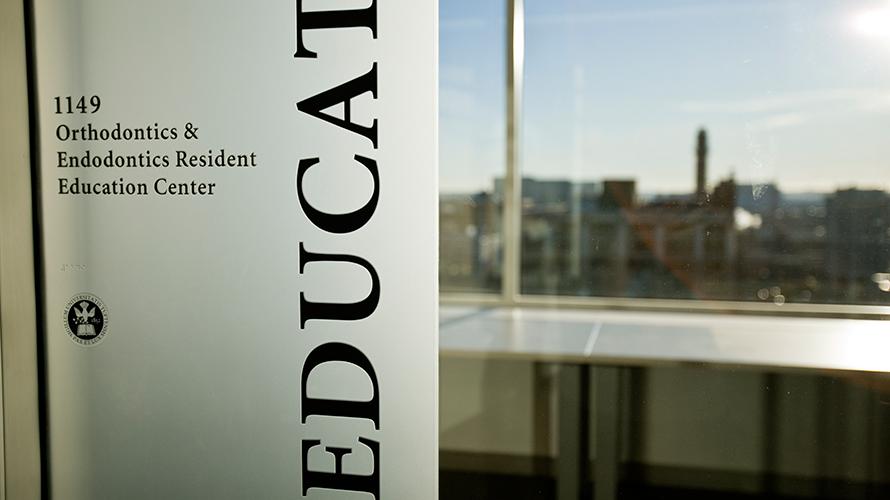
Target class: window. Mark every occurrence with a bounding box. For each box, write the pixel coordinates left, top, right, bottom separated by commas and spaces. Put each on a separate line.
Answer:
439, 0, 506, 294
441, 0, 890, 309
438, 4, 890, 500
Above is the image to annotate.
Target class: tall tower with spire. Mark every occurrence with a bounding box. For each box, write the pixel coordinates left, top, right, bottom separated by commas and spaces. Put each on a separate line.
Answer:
696, 128, 708, 203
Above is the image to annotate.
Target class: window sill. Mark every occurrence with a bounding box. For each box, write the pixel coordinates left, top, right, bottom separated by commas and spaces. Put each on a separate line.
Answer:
439, 305, 890, 374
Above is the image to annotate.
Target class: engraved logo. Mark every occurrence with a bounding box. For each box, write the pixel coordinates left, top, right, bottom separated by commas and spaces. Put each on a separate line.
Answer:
64, 293, 109, 345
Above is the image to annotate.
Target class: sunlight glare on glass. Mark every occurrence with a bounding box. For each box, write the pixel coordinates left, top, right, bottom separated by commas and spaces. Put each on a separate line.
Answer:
836, 321, 890, 372
851, 3, 890, 42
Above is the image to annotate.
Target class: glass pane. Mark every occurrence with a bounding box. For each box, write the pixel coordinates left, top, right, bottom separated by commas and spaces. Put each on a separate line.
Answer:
440, 0, 506, 294
439, 306, 890, 499
441, 355, 890, 499
520, 0, 890, 305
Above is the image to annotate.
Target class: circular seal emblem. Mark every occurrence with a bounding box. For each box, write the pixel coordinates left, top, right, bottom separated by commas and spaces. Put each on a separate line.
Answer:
63, 293, 109, 345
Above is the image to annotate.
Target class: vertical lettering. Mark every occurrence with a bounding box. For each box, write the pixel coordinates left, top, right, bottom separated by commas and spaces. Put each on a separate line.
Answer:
302, 437, 380, 498
298, 243, 380, 328
296, 155, 379, 233
301, 342, 380, 428
294, 0, 377, 59
296, 64, 378, 148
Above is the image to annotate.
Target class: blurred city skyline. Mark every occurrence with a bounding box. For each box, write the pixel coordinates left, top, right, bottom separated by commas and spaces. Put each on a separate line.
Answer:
440, 125, 890, 305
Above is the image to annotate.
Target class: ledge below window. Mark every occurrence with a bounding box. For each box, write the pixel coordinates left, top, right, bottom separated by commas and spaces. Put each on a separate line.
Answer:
439, 305, 890, 374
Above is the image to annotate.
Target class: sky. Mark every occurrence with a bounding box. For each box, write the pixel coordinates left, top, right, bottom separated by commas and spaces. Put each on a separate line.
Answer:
440, 0, 890, 195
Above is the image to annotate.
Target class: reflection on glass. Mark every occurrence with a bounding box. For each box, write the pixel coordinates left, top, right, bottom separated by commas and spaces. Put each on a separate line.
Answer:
510, 0, 890, 304
439, 0, 506, 293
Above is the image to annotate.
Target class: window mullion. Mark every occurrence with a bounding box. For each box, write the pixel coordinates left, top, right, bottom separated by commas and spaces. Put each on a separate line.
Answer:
504, 0, 524, 305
